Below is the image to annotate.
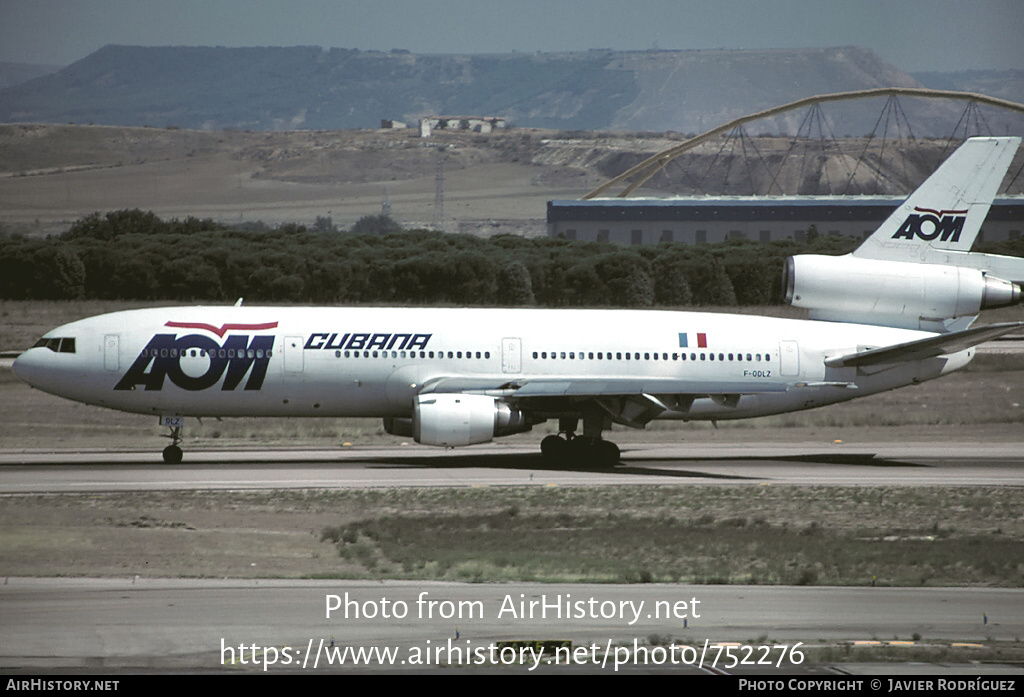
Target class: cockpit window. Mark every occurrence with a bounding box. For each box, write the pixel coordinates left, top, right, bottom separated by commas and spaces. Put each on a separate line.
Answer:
32, 337, 76, 353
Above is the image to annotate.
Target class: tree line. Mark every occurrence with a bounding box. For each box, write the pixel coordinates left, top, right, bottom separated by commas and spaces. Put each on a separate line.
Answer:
5, 208, 1019, 307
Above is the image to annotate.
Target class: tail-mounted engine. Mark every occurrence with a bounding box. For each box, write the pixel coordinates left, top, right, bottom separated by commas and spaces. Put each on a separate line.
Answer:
784, 254, 1021, 329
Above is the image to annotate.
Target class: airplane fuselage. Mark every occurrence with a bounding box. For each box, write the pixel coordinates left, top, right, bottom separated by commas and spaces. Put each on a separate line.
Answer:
13, 305, 971, 423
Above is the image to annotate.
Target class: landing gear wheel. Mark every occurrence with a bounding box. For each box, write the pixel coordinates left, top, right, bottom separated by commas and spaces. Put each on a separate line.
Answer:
541, 435, 567, 460
597, 439, 620, 467
160, 416, 185, 463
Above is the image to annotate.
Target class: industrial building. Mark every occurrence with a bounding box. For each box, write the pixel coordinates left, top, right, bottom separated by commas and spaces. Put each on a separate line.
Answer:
547, 197, 1024, 245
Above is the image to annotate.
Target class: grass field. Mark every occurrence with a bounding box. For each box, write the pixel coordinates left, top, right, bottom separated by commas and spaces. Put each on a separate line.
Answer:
2, 486, 1022, 587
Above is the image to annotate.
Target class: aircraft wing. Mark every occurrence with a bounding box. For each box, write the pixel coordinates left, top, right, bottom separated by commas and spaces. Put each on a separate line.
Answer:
824, 321, 1024, 368
419, 376, 790, 397
419, 375, 790, 428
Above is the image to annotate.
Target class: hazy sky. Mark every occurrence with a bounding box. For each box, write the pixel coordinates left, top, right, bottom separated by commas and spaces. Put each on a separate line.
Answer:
1, 0, 1022, 73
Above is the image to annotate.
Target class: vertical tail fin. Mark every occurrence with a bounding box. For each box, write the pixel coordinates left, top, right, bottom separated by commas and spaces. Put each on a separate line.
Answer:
853, 136, 1020, 262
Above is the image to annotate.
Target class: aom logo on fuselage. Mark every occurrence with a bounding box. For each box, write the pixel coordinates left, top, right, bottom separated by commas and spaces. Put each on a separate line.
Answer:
891, 206, 967, 242
114, 322, 277, 391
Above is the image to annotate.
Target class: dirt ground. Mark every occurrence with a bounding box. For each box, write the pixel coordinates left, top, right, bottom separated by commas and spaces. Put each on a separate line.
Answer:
0, 124, 618, 237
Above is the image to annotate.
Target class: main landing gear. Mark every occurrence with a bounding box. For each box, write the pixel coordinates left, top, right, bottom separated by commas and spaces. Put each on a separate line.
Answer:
540, 414, 621, 468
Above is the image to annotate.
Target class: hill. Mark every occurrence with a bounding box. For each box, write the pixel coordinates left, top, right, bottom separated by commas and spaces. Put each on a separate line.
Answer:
0, 45, 995, 135
0, 62, 61, 90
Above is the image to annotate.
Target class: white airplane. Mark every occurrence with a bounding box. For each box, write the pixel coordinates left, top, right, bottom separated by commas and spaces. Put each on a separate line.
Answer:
13, 137, 1024, 465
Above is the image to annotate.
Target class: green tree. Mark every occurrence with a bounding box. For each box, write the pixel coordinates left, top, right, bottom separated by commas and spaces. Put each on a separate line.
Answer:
32, 246, 86, 299
685, 256, 737, 306
651, 254, 694, 306
496, 261, 535, 306
595, 253, 654, 307
351, 214, 401, 236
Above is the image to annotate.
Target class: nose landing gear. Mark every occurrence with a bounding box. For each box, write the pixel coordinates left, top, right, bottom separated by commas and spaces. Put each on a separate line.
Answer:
160, 416, 185, 464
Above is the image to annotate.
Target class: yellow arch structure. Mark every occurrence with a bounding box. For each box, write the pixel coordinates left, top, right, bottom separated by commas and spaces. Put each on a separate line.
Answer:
583, 87, 1024, 199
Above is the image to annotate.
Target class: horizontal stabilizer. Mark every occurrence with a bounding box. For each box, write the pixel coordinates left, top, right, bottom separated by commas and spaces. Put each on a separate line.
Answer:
824, 321, 1023, 368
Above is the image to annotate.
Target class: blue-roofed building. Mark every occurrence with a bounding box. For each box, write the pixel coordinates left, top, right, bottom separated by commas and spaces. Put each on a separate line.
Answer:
547, 197, 1024, 245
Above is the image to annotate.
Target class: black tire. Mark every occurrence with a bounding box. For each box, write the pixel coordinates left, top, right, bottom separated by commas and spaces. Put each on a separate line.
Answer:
597, 439, 620, 467
163, 444, 183, 464
540, 435, 567, 460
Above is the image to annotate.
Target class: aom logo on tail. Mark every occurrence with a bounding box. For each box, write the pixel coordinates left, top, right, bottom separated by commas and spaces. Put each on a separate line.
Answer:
115, 321, 277, 391
892, 207, 967, 242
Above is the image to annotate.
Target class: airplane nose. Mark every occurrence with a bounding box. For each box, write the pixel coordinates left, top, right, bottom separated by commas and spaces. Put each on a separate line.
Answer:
12, 349, 44, 387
